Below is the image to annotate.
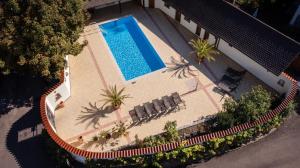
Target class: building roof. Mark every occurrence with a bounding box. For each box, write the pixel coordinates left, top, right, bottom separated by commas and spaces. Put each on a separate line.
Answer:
164, 0, 300, 76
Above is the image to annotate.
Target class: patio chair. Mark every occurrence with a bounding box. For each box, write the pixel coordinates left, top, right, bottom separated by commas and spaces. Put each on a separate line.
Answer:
171, 92, 186, 109
162, 96, 178, 112
144, 102, 158, 117
129, 110, 140, 126
152, 99, 167, 115
218, 75, 240, 95
134, 105, 148, 121
225, 67, 246, 80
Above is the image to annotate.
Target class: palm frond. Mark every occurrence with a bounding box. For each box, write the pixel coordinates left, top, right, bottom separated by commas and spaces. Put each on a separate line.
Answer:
189, 38, 217, 63
100, 85, 130, 108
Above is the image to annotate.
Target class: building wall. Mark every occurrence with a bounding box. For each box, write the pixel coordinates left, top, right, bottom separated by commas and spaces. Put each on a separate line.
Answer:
207, 34, 216, 45
199, 28, 205, 39
144, 0, 149, 7
150, 0, 291, 94
160, 4, 176, 18
180, 16, 197, 34
217, 39, 291, 94
45, 56, 71, 131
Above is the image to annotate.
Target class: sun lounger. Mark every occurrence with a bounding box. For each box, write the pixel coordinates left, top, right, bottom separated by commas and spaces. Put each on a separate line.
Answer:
218, 75, 240, 93
171, 92, 186, 109
144, 102, 158, 117
129, 110, 140, 124
134, 106, 148, 120
152, 99, 167, 114
162, 96, 177, 111
226, 68, 246, 80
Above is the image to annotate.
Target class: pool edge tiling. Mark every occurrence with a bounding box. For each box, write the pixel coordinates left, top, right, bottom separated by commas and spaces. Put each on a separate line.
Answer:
100, 16, 165, 81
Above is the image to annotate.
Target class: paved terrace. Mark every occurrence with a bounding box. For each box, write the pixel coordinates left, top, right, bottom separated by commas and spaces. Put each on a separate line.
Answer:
54, 2, 269, 152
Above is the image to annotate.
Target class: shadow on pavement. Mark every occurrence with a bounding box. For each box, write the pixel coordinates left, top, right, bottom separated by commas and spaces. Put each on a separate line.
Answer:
6, 104, 55, 168
0, 74, 55, 168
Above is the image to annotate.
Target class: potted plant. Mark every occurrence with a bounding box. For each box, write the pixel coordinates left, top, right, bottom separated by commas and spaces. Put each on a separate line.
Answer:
100, 85, 130, 110
112, 121, 129, 139
189, 39, 215, 64
99, 130, 111, 140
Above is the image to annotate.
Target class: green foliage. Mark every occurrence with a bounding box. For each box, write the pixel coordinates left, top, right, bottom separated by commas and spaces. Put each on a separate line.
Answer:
237, 0, 260, 8
42, 130, 74, 167
235, 85, 272, 123
163, 121, 180, 142
189, 39, 215, 63
282, 101, 297, 117
237, 0, 278, 9
100, 85, 130, 109
215, 86, 272, 130
142, 121, 179, 147
0, 0, 88, 79
143, 135, 166, 147
215, 110, 236, 129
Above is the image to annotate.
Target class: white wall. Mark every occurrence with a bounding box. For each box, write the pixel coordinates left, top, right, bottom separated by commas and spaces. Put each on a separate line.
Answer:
199, 28, 205, 39
144, 0, 149, 7
155, 0, 164, 8
217, 39, 291, 94
207, 34, 216, 45
45, 56, 71, 131
290, 4, 300, 25
160, 2, 176, 19
180, 15, 197, 34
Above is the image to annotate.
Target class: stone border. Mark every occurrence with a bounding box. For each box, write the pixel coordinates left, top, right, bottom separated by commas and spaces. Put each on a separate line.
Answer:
40, 71, 298, 159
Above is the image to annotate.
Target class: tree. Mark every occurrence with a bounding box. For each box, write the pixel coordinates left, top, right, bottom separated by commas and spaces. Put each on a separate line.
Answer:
214, 85, 272, 130
236, 0, 278, 9
189, 39, 215, 64
0, 0, 88, 79
235, 85, 271, 123
100, 85, 130, 109
237, 0, 260, 8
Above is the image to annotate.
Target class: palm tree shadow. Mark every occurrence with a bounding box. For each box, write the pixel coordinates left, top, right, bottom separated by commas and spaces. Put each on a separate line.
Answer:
76, 102, 114, 129
166, 56, 198, 79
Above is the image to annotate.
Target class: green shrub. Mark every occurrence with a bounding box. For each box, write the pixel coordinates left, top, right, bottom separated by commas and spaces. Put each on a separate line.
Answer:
215, 111, 235, 130
215, 86, 272, 130
282, 101, 297, 117
234, 85, 272, 123
163, 121, 180, 142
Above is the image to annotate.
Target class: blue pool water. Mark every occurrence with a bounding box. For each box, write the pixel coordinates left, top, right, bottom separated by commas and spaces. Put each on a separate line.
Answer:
100, 16, 165, 81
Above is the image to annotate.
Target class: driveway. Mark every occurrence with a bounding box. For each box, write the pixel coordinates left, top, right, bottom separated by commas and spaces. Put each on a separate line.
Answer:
0, 75, 54, 168
188, 101, 300, 168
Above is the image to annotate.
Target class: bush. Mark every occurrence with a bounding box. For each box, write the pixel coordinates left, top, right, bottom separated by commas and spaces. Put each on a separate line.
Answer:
163, 121, 180, 142
42, 130, 77, 168
282, 101, 297, 117
235, 85, 272, 123
215, 86, 272, 130
215, 111, 235, 130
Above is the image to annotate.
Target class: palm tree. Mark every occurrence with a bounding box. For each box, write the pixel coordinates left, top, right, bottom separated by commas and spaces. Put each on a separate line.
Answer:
100, 85, 130, 109
189, 39, 215, 64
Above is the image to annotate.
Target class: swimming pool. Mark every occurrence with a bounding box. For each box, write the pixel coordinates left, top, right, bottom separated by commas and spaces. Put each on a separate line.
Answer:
100, 16, 165, 81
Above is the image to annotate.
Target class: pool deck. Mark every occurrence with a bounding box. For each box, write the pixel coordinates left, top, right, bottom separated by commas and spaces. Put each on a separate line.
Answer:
54, 2, 269, 152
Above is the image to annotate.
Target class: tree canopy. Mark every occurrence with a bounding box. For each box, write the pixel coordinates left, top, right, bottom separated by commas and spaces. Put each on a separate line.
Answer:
214, 85, 272, 130
0, 0, 88, 79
